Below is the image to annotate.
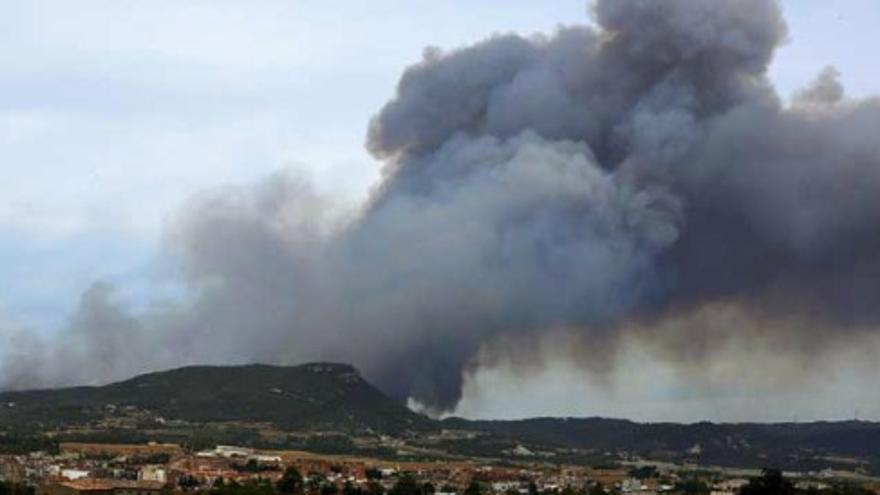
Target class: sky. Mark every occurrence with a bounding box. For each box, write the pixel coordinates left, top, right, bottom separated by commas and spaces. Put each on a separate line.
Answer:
1, 0, 879, 421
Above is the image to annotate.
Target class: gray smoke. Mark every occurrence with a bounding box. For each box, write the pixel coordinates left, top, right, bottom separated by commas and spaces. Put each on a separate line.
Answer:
4, 0, 880, 414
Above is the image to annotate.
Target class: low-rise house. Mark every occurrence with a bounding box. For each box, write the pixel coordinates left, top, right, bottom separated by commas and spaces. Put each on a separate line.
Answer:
589, 468, 627, 488
248, 455, 282, 464
491, 481, 522, 493
137, 466, 167, 484
213, 446, 253, 459
61, 469, 91, 481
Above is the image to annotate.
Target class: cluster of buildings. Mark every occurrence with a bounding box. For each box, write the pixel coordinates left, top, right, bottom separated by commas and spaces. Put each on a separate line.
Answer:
1, 443, 877, 495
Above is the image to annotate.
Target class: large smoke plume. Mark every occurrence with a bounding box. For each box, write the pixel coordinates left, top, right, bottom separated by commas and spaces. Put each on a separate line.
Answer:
3, 0, 880, 414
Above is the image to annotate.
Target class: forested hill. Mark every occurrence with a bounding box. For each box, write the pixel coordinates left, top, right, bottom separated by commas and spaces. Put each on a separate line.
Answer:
0, 363, 431, 433
440, 417, 880, 471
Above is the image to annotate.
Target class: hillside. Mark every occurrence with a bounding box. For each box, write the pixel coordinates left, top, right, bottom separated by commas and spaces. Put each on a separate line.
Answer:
441, 417, 880, 472
1, 363, 879, 474
0, 363, 431, 434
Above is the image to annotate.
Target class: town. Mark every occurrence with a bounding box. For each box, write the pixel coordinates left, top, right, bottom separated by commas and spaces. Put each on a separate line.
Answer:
1, 442, 877, 495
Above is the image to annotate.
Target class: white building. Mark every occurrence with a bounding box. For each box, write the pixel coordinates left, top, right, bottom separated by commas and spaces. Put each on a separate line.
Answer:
197, 445, 254, 458
214, 446, 254, 458
492, 482, 523, 493
138, 465, 168, 484
61, 469, 90, 481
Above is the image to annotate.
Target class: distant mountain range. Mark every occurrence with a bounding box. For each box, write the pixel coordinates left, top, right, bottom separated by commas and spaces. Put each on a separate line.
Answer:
1, 363, 878, 475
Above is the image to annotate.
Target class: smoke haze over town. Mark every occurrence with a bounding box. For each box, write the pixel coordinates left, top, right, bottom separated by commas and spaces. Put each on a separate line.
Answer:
2, 0, 880, 422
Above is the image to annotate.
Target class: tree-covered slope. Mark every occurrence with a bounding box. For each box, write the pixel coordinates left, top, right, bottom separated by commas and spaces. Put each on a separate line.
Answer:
0, 363, 430, 433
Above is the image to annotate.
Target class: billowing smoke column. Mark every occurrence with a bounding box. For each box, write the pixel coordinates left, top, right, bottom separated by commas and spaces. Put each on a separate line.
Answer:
4, 0, 880, 413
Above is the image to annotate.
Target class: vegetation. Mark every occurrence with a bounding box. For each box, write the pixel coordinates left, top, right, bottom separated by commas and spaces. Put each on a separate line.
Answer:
464, 481, 484, 495
439, 418, 880, 470
0, 363, 431, 434
740, 469, 795, 495
234, 459, 280, 473
277, 467, 304, 495
0, 482, 34, 495
299, 435, 357, 455
587, 483, 605, 495
738, 468, 876, 495
204, 473, 442, 495
628, 466, 658, 480
388, 476, 422, 495
178, 475, 201, 491
211, 479, 277, 495
0, 430, 57, 455
366, 482, 386, 495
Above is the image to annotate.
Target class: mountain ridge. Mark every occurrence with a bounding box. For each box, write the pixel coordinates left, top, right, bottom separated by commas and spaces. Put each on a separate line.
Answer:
0, 362, 431, 433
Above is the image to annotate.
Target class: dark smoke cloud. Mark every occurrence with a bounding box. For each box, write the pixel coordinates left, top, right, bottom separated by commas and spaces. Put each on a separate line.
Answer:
4, 0, 880, 414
